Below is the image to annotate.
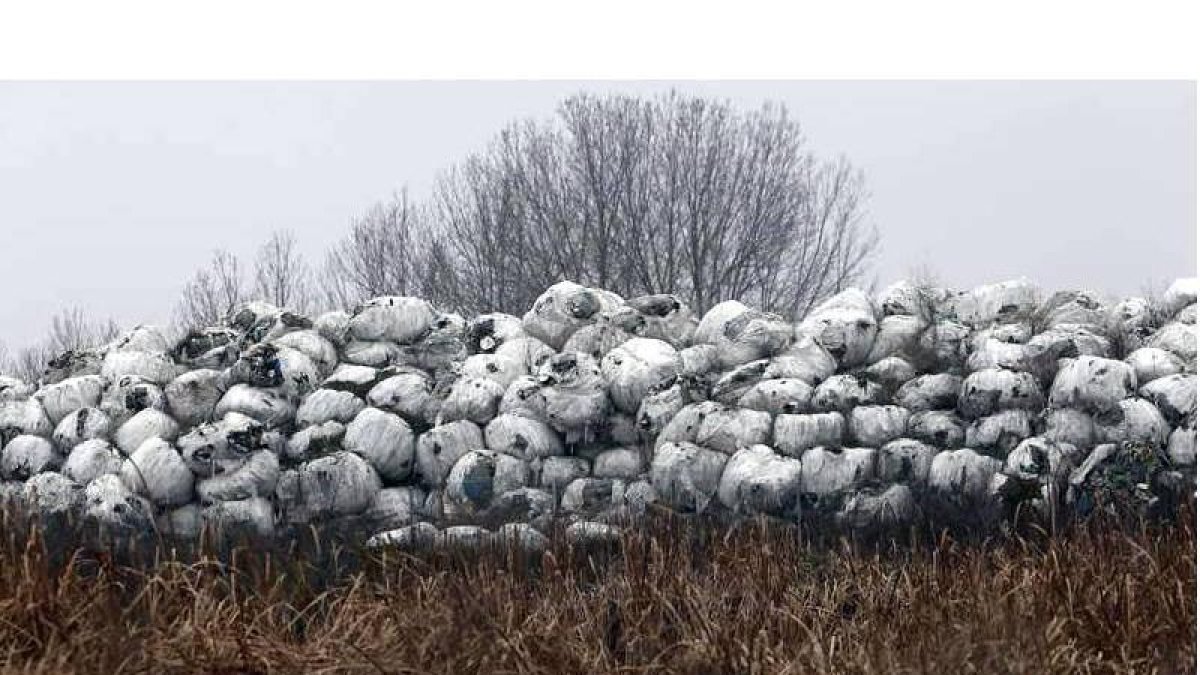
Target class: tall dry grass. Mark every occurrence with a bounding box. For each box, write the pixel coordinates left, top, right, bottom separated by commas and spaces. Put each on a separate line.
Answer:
0, 506, 1193, 674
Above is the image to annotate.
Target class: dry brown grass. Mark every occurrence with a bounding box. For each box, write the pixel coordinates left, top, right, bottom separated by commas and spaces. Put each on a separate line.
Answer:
0, 507, 1194, 674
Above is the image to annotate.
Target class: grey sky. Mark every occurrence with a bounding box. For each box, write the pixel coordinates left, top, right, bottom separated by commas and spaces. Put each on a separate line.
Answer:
0, 81, 1194, 352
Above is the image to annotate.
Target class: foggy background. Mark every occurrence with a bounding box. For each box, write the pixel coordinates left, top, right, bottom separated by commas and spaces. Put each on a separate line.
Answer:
0, 80, 1194, 351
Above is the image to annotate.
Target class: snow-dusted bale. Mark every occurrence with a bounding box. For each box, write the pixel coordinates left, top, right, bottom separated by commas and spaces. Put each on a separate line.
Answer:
348, 296, 438, 344
272, 330, 339, 377
342, 340, 401, 367
866, 314, 925, 364
492, 336, 555, 375
464, 313, 526, 354
539, 456, 590, 491
966, 339, 1057, 384
794, 289, 878, 368
499, 376, 550, 422
285, 421, 344, 462
82, 473, 155, 538
679, 344, 720, 379
636, 382, 686, 437
928, 448, 1003, 501
774, 412, 845, 458
360, 486, 427, 533
2, 435, 60, 480
0, 376, 35, 402
1036, 290, 1107, 332
36, 374, 105, 425
1096, 398, 1170, 448
1138, 375, 1196, 425
276, 452, 382, 524
0, 398, 52, 444
624, 294, 697, 349
877, 439, 936, 484
694, 406, 772, 454
964, 410, 1034, 457
522, 281, 622, 350
717, 445, 802, 515
1167, 424, 1196, 466
948, 278, 1041, 326
601, 338, 682, 414
1040, 408, 1096, 450
295, 389, 366, 427
342, 408, 415, 483
562, 321, 637, 361
1162, 278, 1198, 315
484, 413, 563, 461
174, 327, 240, 369
1048, 356, 1137, 414
737, 378, 814, 415
849, 405, 911, 448
415, 420, 483, 488
538, 352, 609, 442
62, 439, 124, 484
460, 353, 526, 390
1147, 322, 1195, 363
22, 472, 84, 517
191, 448, 280, 504
101, 350, 177, 386
650, 441, 728, 512
958, 368, 1045, 419
114, 408, 179, 456
1125, 348, 1185, 386
798, 447, 876, 497
864, 357, 918, 392
592, 447, 644, 480
213, 384, 295, 428
51, 407, 112, 452
444, 449, 529, 513
367, 369, 435, 422
810, 374, 887, 413
767, 337, 838, 386
914, 320, 972, 372
439, 376, 506, 426
99, 376, 168, 427
120, 437, 194, 507
907, 411, 965, 449
894, 374, 962, 411
164, 369, 226, 428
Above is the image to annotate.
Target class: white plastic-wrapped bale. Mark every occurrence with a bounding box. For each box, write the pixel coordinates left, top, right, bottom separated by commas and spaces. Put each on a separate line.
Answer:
1040, 408, 1096, 450
877, 439, 936, 484
592, 447, 644, 480
1, 435, 60, 480
717, 445, 802, 515
295, 389, 366, 427
635, 382, 686, 437
484, 413, 563, 461
1028, 326, 1114, 361
22, 472, 84, 518
864, 357, 918, 392
965, 410, 1034, 457
1167, 423, 1196, 466
0, 376, 34, 402
202, 497, 276, 540
1162, 277, 1198, 316
403, 314, 468, 373
444, 449, 529, 513
1138, 374, 1196, 425
654, 401, 722, 448
562, 321, 637, 361
1108, 298, 1157, 348
341, 340, 400, 368
907, 411, 965, 449
625, 294, 697, 349
348, 296, 438, 344
315, 310, 351, 347
272, 329, 339, 377
1035, 290, 1107, 332
229, 344, 320, 400
82, 473, 155, 538
493, 336, 555, 375
360, 486, 427, 533
913, 320, 972, 373
415, 420, 483, 488
1147, 322, 1196, 364
837, 484, 919, 532
367, 369, 435, 422
1048, 356, 1136, 415
538, 353, 610, 442
164, 369, 226, 428
600, 338, 682, 414
1096, 398, 1170, 448
866, 314, 925, 364
366, 522, 440, 550
849, 405, 910, 448
0, 398, 53, 445
111, 404, 177, 450
969, 323, 1034, 351
958, 368, 1045, 419
499, 376, 550, 422
794, 289, 878, 368
106, 324, 171, 354
276, 452, 382, 524
878, 279, 930, 317
679, 344, 720, 379
798, 447, 876, 497
342, 408, 415, 483
439, 376, 506, 426
1125, 348, 1185, 385
774, 412, 845, 458
120, 437, 194, 507
522, 281, 622, 350
540, 456, 591, 491
177, 412, 266, 466
650, 441, 728, 512
99, 376, 168, 427
101, 350, 177, 386
173, 327, 240, 369
459, 353, 526, 390
285, 421, 345, 462
36, 374, 105, 425
928, 448, 1003, 501
693, 406, 772, 455
894, 374, 962, 411
42, 349, 104, 385
709, 360, 768, 404
707, 306, 793, 370
52, 407, 112, 452
811, 374, 887, 412
966, 339, 1058, 384
191, 447, 280, 504
736, 378, 813, 415
322, 364, 381, 398
213, 384, 295, 428
464, 313, 526, 354
1003, 437, 1074, 485
62, 439, 124, 484
948, 278, 1041, 326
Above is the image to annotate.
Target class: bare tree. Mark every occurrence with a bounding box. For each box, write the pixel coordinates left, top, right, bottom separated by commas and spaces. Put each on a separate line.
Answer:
321, 191, 428, 310
175, 249, 247, 329
47, 306, 120, 354
254, 229, 313, 313
428, 91, 877, 317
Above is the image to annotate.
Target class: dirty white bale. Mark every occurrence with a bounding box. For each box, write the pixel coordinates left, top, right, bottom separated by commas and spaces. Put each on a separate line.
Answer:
342, 408, 414, 483
1004, 437, 1074, 485
540, 456, 591, 491
969, 323, 1034, 351
36, 374, 106, 425
948, 278, 1041, 326
907, 411, 965, 449
709, 360, 769, 404
866, 315, 925, 364
193, 449, 280, 503
99, 376, 168, 427
623, 480, 658, 515
494, 522, 551, 556
636, 382, 686, 437
415, 420, 483, 488
444, 449, 529, 512
213, 384, 295, 428
0, 398, 53, 443
877, 439, 936, 484
492, 336, 555, 375
41, 349, 105, 385
120, 437, 194, 507
177, 412, 266, 470
1035, 290, 1107, 332
1028, 326, 1114, 362
114, 408, 180, 455
914, 320, 972, 372
811, 374, 887, 412
601, 338, 682, 414
157, 503, 203, 539
717, 445, 802, 514
650, 441, 728, 512
679, 344, 721, 379
966, 339, 1058, 383
0, 376, 35, 402
82, 473, 155, 536
1167, 424, 1196, 466
655, 401, 724, 448
439, 376, 506, 426
1163, 278, 1198, 315
233, 345, 320, 400
367, 369, 435, 421
538, 353, 610, 442
1126, 348, 1186, 386
361, 486, 427, 533
895, 374, 962, 412
849, 405, 910, 448
62, 439, 124, 485
736, 378, 813, 415
104, 325, 170, 354
799, 447, 876, 496
837, 484, 919, 531
22, 472, 84, 517
625, 294, 698, 349
314, 310, 351, 347
1179, 304, 1197, 325
270, 330, 337, 376
173, 327, 240, 369
598, 412, 640, 448
1096, 398, 1170, 448
708, 307, 793, 369
322, 364, 381, 397
1138, 374, 1197, 424
864, 357, 918, 392
694, 300, 749, 346
1048, 356, 1137, 414
342, 339, 401, 367
964, 410, 1034, 456
563, 321, 637, 361
1108, 297, 1157, 344
499, 376, 550, 422
958, 368, 1045, 419
477, 487, 555, 525
276, 452, 382, 524
878, 279, 929, 317
460, 353, 526, 390
484, 413, 563, 461
522, 281, 622, 350
295, 389, 366, 427
1147, 322, 1196, 364
285, 421, 345, 462
199, 498, 276, 540
52, 407, 112, 451
1, 435, 60, 480
101, 350, 177, 386
694, 406, 772, 455
928, 448, 1003, 500
559, 477, 624, 513
1040, 408, 1096, 450
564, 521, 622, 551
592, 447, 644, 480
774, 412, 846, 458
348, 296, 438, 344
403, 316, 469, 374
464, 313, 527, 354
366, 522, 440, 550
794, 289, 878, 368
227, 300, 282, 332
164, 369, 226, 428
438, 525, 491, 552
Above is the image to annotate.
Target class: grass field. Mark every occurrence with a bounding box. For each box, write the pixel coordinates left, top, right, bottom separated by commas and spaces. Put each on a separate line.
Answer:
0, 507, 1194, 674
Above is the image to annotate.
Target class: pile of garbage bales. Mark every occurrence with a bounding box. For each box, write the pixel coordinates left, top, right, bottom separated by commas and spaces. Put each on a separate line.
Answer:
0, 277, 1195, 552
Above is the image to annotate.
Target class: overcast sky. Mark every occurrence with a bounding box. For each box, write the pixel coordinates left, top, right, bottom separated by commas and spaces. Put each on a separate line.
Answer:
0, 81, 1194, 352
